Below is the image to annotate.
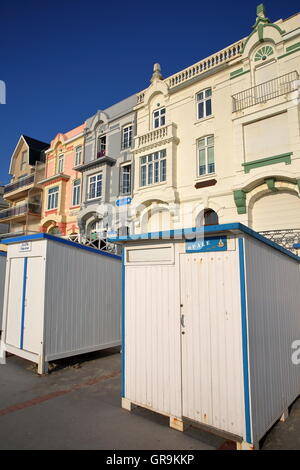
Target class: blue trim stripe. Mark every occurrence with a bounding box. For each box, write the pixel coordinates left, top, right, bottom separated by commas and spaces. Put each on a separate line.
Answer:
0, 252, 7, 257
121, 248, 125, 398
108, 222, 300, 263
1, 233, 121, 261
238, 238, 252, 444
20, 257, 28, 350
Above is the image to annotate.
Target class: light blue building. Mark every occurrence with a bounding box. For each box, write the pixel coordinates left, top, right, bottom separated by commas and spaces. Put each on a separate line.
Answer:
75, 95, 136, 249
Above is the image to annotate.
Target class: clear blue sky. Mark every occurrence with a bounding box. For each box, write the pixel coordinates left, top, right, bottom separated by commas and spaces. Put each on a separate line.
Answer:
0, 0, 299, 184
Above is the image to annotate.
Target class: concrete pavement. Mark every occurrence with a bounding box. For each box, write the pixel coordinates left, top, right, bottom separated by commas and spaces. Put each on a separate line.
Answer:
0, 349, 223, 450
0, 349, 299, 450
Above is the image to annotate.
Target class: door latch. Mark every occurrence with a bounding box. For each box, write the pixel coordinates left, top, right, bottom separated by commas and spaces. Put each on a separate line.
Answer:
181, 314, 185, 328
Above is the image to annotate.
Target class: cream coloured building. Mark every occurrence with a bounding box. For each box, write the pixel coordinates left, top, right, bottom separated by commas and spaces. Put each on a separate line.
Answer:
129, 4, 300, 251
0, 135, 49, 237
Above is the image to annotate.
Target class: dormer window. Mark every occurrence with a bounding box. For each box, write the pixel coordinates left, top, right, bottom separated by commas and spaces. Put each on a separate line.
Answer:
153, 107, 166, 129
20, 151, 27, 171
97, 136, 106, 158
57, 154, 64, 173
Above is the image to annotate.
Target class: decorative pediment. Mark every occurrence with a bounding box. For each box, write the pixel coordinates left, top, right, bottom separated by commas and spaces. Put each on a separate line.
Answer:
141, 63, 170, 107
51, 133, 67, 150
86, 110, 109, 133
242, 4, 285, 57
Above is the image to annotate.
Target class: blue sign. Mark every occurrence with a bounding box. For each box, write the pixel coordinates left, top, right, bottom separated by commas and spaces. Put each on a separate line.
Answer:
107, 230, 118, 238
116, 197, 132, 207
186, 235, 227, 253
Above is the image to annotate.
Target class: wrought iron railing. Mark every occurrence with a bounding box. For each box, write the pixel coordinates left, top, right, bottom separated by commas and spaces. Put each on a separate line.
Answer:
232, 71, 299, 112
4, 174, 35, 194
0, 202, 41, 220
259, 228, 300, 254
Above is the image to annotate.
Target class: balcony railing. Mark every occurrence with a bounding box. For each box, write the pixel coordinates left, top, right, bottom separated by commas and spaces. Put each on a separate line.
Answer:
4, 174, 35, 194
0, 202, 41, 220
232, 71, 299, 112
134, 123, 178, 151
136, 39, 244, 103
259, 228, 300, 254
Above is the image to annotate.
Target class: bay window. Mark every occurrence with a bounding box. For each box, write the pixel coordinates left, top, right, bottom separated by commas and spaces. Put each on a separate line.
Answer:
140, 150, 166, 187
88, 173, 102, 200
47, 186, 59, 210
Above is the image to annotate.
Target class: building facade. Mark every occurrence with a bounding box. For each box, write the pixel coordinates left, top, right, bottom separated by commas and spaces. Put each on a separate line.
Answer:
40, 124, 85, 238
128, 5, 300, 251
0, 186, 9, 235
0, 135, 49, 237
76, 95, 136, 247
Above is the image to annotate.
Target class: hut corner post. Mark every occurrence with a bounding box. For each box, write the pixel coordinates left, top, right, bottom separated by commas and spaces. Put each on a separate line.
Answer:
37, 355, 48, 375
236, 441, 256, 450
0, 340, 6, 364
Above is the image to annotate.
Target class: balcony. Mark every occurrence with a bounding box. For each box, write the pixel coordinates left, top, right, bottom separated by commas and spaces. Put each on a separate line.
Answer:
232, 71, 299, 112
134, 123, 179, 153
0, 202, 41, 221
4, 174, 35, 195
97, 150, 106, 159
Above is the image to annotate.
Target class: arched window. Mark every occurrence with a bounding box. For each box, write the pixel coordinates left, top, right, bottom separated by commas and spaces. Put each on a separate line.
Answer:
204, 209, 219, 226
48, 226, 61, 235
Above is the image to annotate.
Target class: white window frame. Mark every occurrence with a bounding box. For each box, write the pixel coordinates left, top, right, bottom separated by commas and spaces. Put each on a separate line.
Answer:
125, 243, 174, 266
75, 146, 82, 166
122, 125, 133, 149
47, 186, 59, 210
153, 107, 166, 129
72, 179, 81, 206
196, 88, 212, 120
197, 135, 215, 176
140, 150, 167, 187
57, 154, 64, 173
88, 172, 102, 200
120, 163, 132, 195
97, 136, 106, 156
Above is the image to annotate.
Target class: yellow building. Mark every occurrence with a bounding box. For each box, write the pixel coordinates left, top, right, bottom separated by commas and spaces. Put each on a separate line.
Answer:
130, 5, 300, 251
40, 124, 84, 238
0, 135, 49, 237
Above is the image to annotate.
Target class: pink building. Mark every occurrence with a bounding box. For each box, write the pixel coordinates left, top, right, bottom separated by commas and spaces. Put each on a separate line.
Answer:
40, 124, 84, 238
